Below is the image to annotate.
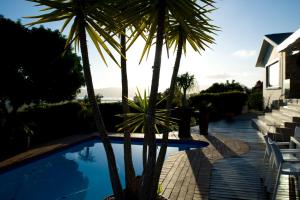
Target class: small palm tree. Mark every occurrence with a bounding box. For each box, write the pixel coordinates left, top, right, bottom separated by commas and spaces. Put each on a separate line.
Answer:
116, 89, 175, 134
176, 72, 196, 107
116, 89, 176, 170
175, 72, 196, 138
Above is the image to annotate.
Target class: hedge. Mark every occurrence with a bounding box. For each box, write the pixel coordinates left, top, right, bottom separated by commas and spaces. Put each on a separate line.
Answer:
189, 91, 248, 120
248, 91, 263, 111
18, 102, 95, 144
0, 101, 127, 160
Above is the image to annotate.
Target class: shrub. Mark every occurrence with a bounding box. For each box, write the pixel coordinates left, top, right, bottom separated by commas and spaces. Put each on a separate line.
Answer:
248, 91, 263, 111
18, 102, 95, 144
189, 91, 248, 120
0, 101, 128, 160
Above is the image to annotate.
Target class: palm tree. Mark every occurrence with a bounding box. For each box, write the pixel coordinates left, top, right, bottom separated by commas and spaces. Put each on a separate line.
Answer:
176, 72, 196, 107
155, 6, 217, 192
116, 89, 176, 134
121, 0, 217, 199
175, 72, 196, 138
26, 0, 124, 199
116, 89, 176, 173
116, 0, 167, 198
28, 0, 218, 198
166, 12, 217, 110
114, 0, 145, 194
119, 30, 139, 197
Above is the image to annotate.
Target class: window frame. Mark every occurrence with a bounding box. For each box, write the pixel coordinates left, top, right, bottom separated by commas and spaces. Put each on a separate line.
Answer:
266, 61, 280, 89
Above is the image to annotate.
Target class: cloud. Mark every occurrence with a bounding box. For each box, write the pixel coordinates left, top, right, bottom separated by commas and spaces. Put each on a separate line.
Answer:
232, 50, 256, 57
206, 73, 233, 79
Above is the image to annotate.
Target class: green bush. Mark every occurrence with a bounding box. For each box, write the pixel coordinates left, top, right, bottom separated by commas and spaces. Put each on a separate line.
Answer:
248, 91, 263, 111
19, 102, 95, 144
0, 101, 128, 160
0, 101, 95, 160
20, 102, 125, 141
189, 91, 248, 120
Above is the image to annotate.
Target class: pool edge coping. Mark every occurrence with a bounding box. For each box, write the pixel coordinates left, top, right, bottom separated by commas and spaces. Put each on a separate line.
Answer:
0, 132, 211, 172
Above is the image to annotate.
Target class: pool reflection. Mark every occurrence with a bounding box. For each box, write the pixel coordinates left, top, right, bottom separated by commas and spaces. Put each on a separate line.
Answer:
0, 153, 89, 200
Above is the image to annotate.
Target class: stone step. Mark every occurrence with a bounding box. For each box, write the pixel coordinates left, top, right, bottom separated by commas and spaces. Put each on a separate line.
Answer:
260, 114, 284, 126
269, 109, 300, 123
287, 102, 300, 110
280, 106, 300, 117
270, 110, 293, 122
252, 117, 292, 141
253, 117, 277, 134
252, 100, 300, 142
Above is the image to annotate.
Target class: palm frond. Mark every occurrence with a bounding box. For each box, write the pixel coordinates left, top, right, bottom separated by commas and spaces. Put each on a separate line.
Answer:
26, 0, 122, 65
116, 89, 175, 134
120, 0, 218, 63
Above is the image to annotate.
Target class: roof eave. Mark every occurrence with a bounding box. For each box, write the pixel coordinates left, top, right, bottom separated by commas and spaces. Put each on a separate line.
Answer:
255, 40, 270, 67
277, 28, 300, 52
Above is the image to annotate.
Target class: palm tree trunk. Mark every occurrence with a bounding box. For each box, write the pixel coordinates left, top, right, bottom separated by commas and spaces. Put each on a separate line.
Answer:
151, 31, 184, 197
139, 0, 166, 199
78, 18, 123, 200
142, 119, 148, 170
166, 32, 184, 112
182, 89, 187, 107
120, 32, 137, 197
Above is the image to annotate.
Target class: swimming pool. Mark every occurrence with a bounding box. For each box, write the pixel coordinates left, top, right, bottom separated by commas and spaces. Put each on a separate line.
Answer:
0, 137, 208, 200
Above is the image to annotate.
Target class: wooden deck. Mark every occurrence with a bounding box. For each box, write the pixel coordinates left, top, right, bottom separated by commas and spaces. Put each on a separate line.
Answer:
160, 116, 300, 200
207, 120, 268, 200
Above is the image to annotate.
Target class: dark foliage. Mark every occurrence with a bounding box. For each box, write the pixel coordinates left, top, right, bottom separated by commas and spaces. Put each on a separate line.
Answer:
189, 91, 248, 120
248, 91, 263, 111
0, 102, 94, 160
0, 15, 84, 110
19, 102, 94, 143
252, 80, 263, 92
201, 80, 248, 94
99, 102, 123, 132
0, 101, 127, 160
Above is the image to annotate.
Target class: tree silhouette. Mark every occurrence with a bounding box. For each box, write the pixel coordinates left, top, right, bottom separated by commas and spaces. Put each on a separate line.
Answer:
0, 16, 84, 111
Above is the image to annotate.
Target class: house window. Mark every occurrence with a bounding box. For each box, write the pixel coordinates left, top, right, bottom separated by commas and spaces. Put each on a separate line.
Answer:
266, 61, 280, 87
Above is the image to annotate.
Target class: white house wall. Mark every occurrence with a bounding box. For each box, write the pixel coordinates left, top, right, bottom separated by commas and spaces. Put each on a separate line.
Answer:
262, 48, 284, 109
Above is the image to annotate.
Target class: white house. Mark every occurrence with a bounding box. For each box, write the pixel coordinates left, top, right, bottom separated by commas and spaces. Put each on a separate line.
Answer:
256, 28, 300, 108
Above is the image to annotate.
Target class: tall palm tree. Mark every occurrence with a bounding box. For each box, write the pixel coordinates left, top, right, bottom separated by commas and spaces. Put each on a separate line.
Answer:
121, 0, 217, 199
26, 0, 124, 199
120, 30, 138, 197
153, 4, 217, 198
114, 0, 145, 194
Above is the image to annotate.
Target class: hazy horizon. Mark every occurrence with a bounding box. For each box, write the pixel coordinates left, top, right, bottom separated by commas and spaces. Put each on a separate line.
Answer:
77, 82, 211, 99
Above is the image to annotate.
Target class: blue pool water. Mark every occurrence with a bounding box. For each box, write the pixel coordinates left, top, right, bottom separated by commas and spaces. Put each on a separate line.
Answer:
0, 138, 207, 200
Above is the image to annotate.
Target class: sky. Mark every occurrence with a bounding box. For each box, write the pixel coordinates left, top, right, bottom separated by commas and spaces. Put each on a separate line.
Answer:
1, 0, 300, 94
